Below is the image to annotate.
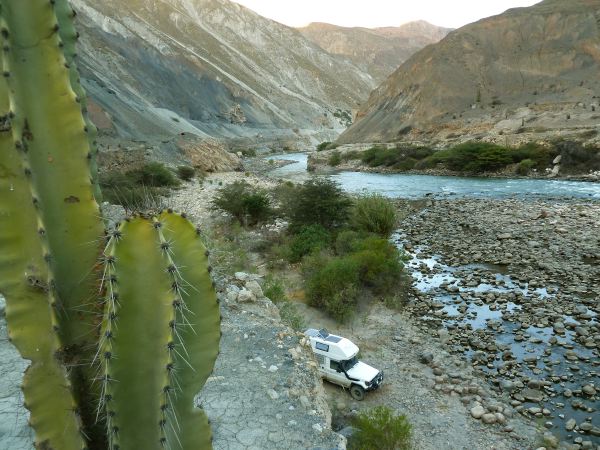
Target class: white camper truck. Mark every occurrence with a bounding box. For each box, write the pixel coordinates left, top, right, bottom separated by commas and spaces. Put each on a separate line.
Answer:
305, 328, 383, 400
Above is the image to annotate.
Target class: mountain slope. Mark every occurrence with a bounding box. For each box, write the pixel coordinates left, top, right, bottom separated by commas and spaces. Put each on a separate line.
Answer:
73, 0, 376, 144
339, 0, 600, 145
298, 21, 451, 82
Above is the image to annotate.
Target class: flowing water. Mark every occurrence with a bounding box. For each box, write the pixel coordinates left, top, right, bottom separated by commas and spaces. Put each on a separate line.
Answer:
268, 152, 600, 444
269, 152, 600, 199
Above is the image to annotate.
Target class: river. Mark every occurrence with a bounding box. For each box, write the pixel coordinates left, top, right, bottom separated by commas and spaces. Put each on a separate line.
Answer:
268, 152, 600, 199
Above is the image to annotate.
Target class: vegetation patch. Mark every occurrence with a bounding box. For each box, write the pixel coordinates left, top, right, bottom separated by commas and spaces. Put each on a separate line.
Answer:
351, 194, 398, 237
352, 140, 600, 175
287, 178, 352, 232
212, 178, 407, 323
288, 225, 331, 263
349, 406, 412, 450
176, 165, 196, 181
328, 151, 342, 167
263, 276, 305, 330
360, 145, 435, 170
100, 162, 179, 209
280, 180, 405, 322
212, 180, 272, 225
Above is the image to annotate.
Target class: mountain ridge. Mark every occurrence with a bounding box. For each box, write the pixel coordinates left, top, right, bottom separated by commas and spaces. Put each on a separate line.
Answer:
338, 0, 600, 146
298, 20, 451, 82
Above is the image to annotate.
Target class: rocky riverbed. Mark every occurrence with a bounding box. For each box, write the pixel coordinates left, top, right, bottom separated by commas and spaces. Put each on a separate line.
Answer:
398, 198, 599, 449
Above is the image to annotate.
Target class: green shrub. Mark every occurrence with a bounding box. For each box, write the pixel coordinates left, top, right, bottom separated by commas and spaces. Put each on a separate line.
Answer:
349, 237, 404, 293
328, 151, 342, 167
427, 142, 513, 173
509, 142, 554, 167
288, 225, 331, 263
99, 169, 167, 209
270, 181, 298, 218
279, 302, 305, 331
349, 406, 412, 450
334, 230, 363, 256
263, 276, 287, 303
135, 162, 180, 187
360, 145, 434, 169
351, 194, 397, 237
212, 181, 272, 225
302, 232, 406, 321
517, 158, 536, 175
241, 148, 257, 157
361, 146, 393, 167
323, 286, 359, 323
342, 150, 361, 161
304, 254, 360, 321
288, 178, 352, 232
101, 185, 164, 210
177, 165, 196, 181
317, 141, 332, 151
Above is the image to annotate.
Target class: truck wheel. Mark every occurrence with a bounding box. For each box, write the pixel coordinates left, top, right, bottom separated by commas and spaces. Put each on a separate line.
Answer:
350, 384, 365, 401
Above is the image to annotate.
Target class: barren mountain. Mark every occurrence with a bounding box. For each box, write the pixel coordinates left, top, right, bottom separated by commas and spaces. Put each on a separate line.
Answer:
339, 0, 600, 145
299, 21, 451, 82
73, 0, 376, 147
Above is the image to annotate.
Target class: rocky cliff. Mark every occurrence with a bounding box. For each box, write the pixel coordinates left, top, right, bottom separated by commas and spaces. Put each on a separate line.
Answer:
339, 0, 600, 146
299, 21, 451, 83
73, 0, 376, 146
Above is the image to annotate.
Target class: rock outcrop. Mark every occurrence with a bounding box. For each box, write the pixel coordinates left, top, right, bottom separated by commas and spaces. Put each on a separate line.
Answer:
299, 21, 451, 83
73, 0, 376, 145
339, 0, 600, 145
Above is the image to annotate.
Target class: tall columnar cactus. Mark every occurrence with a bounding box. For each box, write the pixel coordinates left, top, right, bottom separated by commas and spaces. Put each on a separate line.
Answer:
100, 212, 220, 450
0, 1, 220, 449
1, 0, 107, 443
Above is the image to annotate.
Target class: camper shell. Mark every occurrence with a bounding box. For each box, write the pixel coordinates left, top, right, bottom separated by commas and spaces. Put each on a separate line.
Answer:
305, 328, 383, 400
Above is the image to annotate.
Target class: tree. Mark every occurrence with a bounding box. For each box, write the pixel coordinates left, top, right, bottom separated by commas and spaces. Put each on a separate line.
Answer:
288, 178, 352, 231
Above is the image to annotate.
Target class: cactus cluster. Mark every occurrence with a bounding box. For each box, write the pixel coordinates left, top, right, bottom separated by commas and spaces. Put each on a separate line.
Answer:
0, 1, 220, 449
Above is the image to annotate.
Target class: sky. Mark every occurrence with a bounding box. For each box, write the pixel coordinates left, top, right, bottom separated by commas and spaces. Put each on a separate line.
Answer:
231, 0, 541, 29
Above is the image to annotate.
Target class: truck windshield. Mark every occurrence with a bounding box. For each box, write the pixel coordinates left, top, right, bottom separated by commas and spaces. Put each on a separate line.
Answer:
341, 356, 358, 371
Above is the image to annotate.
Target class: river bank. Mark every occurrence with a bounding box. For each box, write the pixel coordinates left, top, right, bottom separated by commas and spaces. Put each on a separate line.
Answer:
307, 146, 600, 183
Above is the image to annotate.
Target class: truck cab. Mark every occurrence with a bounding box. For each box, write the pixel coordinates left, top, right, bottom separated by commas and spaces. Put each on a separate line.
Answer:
305, 328, 383, 400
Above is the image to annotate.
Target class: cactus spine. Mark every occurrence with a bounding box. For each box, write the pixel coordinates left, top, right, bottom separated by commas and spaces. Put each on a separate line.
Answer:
0, 1, 220, 449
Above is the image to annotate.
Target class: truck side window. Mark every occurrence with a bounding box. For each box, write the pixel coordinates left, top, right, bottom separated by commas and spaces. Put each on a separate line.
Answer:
330, 360, 342, 372
315, 342, 329, 352
316, 354, 325, 366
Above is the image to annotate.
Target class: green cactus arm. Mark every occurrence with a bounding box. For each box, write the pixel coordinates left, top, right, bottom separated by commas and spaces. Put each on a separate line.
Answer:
159, 212, 221, 450
101, 217, 174, 450
0, 51, 84, 450
54, 0, 102, 202
100, 213, 221, 450
1, 1, 106, 444
1, 0, 104, 346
